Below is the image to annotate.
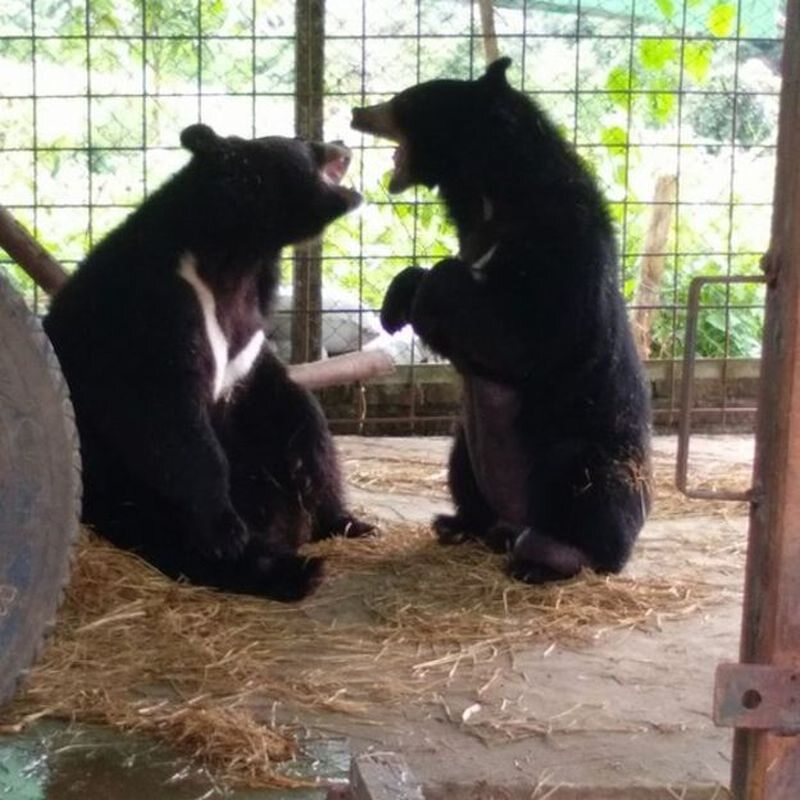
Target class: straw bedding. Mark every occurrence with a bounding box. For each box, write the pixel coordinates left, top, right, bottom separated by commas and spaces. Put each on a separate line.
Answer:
0, 445, 746, 788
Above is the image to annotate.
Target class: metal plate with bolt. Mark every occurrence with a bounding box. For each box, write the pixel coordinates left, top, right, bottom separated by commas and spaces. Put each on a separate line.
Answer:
715, 663, 800, 734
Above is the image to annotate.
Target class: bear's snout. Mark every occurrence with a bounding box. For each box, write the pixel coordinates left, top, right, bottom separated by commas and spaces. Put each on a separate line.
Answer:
351, 102, 401, 141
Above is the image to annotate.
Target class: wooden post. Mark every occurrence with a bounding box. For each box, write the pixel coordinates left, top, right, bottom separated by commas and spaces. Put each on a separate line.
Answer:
730, 1, 800, 796
293, 0, 325, 363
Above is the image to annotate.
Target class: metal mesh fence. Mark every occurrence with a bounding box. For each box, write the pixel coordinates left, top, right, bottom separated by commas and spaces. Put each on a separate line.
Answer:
0, 0, 786, 432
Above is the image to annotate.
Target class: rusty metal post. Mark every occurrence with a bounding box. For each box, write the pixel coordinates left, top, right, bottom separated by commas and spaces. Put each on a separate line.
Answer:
675, 274, 764, 502
727, 1, 800, 796
292, 0, 324, 363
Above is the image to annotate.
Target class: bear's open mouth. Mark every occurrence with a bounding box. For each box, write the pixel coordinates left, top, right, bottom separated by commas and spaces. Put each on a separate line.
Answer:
351, 103, 412, 194
320, 148, 349, 186
391, 143, 409, 186
318, 143, 361, 209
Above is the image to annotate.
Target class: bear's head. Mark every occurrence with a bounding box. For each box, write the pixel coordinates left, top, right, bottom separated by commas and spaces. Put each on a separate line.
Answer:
179, 124, 361, 249
350, 57, 512, 193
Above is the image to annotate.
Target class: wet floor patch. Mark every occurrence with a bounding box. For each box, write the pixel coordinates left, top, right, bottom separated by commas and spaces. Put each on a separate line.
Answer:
0, 722, 350, 799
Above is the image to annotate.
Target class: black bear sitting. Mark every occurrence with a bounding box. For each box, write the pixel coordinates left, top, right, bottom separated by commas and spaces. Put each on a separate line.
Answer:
352, 58, 652, 583
45, 124, 372, 601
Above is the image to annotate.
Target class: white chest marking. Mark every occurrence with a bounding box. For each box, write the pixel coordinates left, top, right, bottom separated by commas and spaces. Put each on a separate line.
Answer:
470, 244, 498, 282
225, 329, 265, 392
178, 254, 264, 400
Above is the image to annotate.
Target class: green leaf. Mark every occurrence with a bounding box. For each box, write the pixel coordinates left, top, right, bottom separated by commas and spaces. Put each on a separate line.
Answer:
684, 41, 714, 82
601, 125, 628, 158
606, 66, 632, 92
639, 38, 678, 71
606, 66, 639, 109
643, 73, 678, 126
655, 0, 675, 20
708, 3, 736, 37
650, 91, 676, 125
608, 202, 625, 225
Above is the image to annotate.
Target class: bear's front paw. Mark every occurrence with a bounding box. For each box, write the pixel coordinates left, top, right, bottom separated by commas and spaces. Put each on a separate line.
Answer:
198, 507, 250, 560
332, 515, 377, 538
507, 557, 566, 585
484, 522, 521, 554
255, 553, 325, 602
380, 266, 427, 334
433, 513, 476, 545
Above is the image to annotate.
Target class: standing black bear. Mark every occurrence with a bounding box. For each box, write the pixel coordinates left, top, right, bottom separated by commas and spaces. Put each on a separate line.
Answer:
45, 124, 371, 601
352, 58, 652, 583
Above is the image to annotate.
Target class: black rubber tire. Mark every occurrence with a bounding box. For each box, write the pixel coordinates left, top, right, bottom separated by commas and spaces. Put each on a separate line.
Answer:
0, 273, 81, 708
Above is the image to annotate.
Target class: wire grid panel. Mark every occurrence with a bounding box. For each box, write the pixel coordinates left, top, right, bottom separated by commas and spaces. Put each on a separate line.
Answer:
0, 0, 785, 429
0, 0, 297, 312
321, 0, 781, 429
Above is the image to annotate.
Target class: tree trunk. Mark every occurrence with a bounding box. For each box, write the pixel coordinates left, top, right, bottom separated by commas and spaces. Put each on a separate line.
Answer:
477, 0, 499, 66
632, 174, 678, 360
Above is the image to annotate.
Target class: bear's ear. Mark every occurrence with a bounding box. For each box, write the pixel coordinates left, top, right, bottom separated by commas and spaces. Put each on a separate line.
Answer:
180, 123, 222, 155
481, 56, 512, 89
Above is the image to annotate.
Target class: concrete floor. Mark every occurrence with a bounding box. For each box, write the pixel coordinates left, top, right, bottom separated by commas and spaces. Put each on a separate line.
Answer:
0, 435, 753, 799
304, 435, 750, 799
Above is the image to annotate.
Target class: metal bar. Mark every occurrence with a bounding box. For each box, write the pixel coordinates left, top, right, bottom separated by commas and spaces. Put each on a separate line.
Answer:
730, 0, 800, 795
675, 274, 764, 501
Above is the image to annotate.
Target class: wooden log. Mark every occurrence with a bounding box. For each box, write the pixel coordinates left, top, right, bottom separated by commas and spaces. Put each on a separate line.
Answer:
631, 174, 678, 360
288, 349, 394, 389
0, 204, 69, 295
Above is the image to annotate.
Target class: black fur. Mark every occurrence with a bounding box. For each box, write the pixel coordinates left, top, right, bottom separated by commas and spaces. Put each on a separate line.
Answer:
353, 59, 652, 583
45, 124, 371, 601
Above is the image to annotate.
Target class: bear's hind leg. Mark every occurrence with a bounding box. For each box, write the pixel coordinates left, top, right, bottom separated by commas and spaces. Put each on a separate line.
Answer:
507, 440, 650, 583
434, 424, 497, 546
508, 529, 592, 583
220, 353, 373, 548
83, 381, 249, 562
305, 429, 375, 541
82, 461, 322, 601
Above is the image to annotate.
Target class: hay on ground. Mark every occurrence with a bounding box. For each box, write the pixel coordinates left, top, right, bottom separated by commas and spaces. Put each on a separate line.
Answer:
2, 518, 721, 789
